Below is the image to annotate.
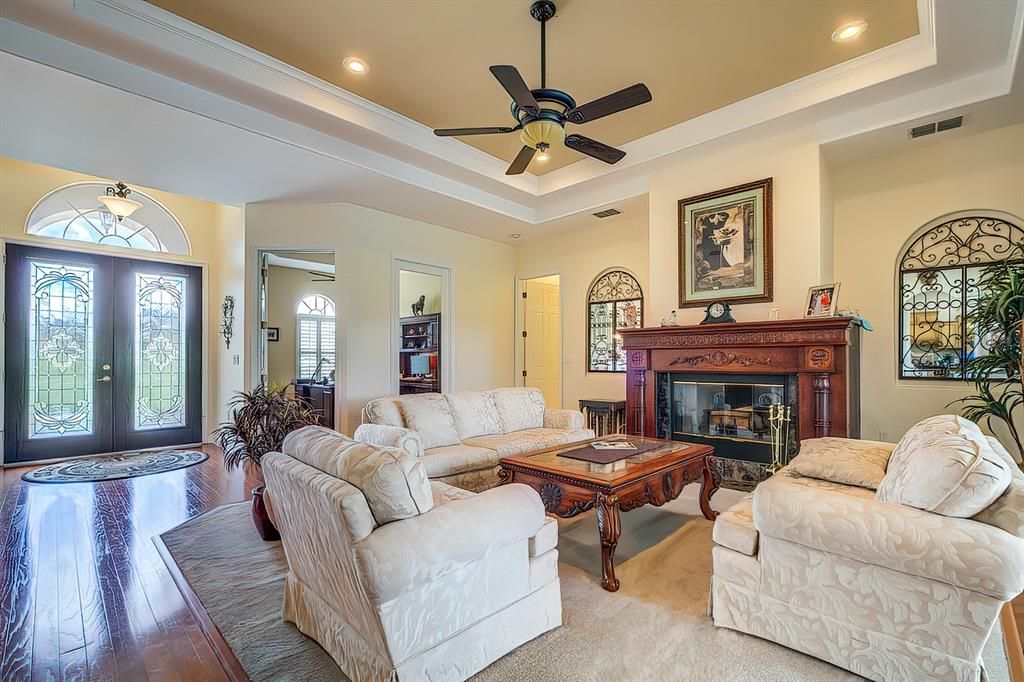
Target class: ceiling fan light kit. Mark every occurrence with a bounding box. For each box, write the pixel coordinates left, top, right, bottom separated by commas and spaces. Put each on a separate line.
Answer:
433, 0, 652, 175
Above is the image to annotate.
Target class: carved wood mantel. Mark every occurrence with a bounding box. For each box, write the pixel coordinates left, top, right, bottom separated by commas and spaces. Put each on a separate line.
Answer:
619, 317, 861, 442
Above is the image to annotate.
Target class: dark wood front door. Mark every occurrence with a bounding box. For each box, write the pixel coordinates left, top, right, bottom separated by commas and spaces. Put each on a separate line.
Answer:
4, 244, 203, 464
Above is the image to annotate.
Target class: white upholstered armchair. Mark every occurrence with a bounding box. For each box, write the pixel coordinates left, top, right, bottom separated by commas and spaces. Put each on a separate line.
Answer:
712, 417, 1024, 682
262, 426, 562, 682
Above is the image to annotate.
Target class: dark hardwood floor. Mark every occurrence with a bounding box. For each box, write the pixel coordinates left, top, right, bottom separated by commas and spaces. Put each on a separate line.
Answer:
0, 446, 258, 681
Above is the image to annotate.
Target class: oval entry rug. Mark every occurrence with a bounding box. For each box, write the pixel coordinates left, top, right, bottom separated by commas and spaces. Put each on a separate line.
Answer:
22, 450, 208, 484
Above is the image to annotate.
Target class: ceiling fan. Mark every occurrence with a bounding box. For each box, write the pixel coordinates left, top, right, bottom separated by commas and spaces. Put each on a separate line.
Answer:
433, 0, 652, 175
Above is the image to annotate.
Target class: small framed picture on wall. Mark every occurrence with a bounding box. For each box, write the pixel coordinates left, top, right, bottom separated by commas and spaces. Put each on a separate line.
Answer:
267, 327, 280, 342
804, 283, 840, 318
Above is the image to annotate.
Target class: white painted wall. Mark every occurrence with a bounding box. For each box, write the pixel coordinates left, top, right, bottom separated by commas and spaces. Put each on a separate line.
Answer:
399, 270, 442, 316
245, 202, 516, 433
0, 156, 245, 441
833, 122, 1024, 447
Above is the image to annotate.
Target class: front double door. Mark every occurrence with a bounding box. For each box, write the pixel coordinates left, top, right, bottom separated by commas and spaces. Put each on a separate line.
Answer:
4, 244, 202, 464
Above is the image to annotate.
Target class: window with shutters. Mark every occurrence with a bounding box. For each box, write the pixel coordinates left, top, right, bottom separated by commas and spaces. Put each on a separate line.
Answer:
296, 294, 335, 381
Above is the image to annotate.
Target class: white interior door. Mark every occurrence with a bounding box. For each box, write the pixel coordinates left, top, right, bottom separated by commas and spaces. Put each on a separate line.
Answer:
524, 278, 561, 408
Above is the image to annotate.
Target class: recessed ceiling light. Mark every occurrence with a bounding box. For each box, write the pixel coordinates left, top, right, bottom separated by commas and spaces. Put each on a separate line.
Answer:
342, 57, 368, 74
509, 233, 521, 239
831, 20, 868, 42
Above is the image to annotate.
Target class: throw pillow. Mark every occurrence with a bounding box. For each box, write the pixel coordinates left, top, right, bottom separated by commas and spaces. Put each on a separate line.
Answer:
490, 387, 546, 433
281, 425, 433, 524
445, 391, 503, 439
876, 415, 1013, 517
398, 394, 461, 450
790, 437, 894, 489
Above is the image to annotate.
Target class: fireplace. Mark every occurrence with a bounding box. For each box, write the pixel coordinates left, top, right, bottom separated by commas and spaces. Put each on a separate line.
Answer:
620, 317, 861, 488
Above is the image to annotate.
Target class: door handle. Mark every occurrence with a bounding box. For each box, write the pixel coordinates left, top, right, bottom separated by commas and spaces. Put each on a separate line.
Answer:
97, 375, 112, 383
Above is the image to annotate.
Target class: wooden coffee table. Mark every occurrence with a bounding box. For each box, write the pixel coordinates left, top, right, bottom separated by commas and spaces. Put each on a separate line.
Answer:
498, 435, 719, 592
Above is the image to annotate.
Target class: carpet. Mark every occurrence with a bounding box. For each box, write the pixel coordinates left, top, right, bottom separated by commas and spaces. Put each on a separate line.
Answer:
160, 492, 1010, 682
23, 449, 208, 483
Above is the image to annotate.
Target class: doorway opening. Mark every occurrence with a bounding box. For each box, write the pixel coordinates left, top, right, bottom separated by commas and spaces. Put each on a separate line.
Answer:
520, 274, 562, 408
256, 250, 337, 428
392, 259, 452, 395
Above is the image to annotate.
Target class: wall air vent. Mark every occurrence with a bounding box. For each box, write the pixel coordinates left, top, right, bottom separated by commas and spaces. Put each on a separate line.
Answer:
593, 208, 621, 218
909, 115, 963, 139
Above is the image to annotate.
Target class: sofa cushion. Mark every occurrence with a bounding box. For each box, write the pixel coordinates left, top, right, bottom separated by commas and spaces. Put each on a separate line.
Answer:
713, 493, 758, 556
282, 425, 433, 524
421, 444, 499, 478
790, 437, 894, 490
490, 387, 546, 433
445, 391, 503, 439
429, 480, 476, 506
363, 397, 405, 427
353, 423, 423, 459
877, 415, 1013, 517
464, 427, 591, 458
398, 394, 461, 450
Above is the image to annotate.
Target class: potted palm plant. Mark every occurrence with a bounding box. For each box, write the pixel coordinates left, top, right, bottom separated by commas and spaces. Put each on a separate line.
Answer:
214, 383, 320, 539
955, 246, 1023, 465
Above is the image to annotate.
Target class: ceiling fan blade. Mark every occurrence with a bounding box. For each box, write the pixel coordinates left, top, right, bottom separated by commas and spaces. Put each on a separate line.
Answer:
565, 134, 626, 164
490, 65, 540, 115
565, 83, 652, 124
506, 145, 537, 175
434, 126, 517, 137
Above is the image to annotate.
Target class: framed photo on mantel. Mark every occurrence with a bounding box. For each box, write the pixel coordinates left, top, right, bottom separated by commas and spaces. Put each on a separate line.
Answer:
677, 177, 773, 308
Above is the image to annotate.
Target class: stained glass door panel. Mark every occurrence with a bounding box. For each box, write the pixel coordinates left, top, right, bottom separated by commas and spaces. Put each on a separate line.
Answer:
5, 246, 114, 462
4, 245, 202, 463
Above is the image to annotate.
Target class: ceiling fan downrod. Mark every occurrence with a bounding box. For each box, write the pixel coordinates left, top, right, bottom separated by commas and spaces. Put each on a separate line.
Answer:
530, 0, 556, 89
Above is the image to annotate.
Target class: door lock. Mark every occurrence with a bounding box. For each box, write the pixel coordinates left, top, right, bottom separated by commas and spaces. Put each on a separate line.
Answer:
102, 363, 111, 370
97, 375, 112, 383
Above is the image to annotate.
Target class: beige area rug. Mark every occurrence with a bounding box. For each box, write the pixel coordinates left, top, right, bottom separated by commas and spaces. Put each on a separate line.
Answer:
160, 491, 1010, 682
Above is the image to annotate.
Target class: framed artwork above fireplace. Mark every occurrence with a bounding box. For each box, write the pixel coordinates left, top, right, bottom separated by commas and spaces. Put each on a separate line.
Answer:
677, 177, 773, 308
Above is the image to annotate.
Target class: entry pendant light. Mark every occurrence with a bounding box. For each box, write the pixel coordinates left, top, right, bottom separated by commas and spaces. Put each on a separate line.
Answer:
98, 181, 142, 222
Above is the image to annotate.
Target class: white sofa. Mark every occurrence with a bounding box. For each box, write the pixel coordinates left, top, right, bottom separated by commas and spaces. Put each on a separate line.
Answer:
263, 425, 562, 682
712, 417, 1024, 682
356, 387, 594, 492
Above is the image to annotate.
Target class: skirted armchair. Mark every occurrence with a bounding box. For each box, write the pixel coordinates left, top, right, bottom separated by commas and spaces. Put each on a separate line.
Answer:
263, 426, 562, 681
712, 416, 1024, 682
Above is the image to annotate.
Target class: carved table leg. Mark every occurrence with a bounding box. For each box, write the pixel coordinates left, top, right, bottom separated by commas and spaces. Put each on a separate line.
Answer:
497, 466, 512, 485
698, 456, 721, 521
596, 493, 622, 592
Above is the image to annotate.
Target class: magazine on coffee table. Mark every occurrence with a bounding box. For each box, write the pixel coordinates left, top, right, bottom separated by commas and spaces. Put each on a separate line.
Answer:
590, 440, 638, 450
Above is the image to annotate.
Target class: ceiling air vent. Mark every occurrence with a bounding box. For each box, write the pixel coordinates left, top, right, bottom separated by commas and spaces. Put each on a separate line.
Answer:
909, 115, 963, 139
593, 208, 621, 218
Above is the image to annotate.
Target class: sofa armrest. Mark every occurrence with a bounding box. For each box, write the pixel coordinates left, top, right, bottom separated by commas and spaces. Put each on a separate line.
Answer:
353, 483, 546, 604
544, 408, 584, 430
353, 423, 423, 459
753, 471, 1024, 600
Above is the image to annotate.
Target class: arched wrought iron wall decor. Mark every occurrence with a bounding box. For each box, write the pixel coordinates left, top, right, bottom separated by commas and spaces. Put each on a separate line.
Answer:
898, 213, 1024, 380
587, 269, 643, 372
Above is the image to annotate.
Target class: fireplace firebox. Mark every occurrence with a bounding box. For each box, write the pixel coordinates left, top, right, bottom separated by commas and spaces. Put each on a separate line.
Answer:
620, 317, 861, 488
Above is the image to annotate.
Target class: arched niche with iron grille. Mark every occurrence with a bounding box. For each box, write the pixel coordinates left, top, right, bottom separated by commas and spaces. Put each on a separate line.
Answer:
25, 182, 190, 255
897, 211, 1024, 380
587, 269, 643, 373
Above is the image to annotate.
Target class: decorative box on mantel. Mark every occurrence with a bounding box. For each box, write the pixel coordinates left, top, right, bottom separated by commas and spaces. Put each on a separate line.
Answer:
619, 317, 861, 489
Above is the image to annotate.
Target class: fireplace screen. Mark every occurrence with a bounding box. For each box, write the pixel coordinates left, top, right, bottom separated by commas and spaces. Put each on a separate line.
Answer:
671, 377, 785, 443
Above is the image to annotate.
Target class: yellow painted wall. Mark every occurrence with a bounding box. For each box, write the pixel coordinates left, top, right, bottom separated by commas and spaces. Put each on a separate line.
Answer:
265, 264, 336, 387
399, 270, 442, 316
245, 202, 516, 433
514, 211, 649, 410
0, 156, 245, 439
833, 122, 1024, 445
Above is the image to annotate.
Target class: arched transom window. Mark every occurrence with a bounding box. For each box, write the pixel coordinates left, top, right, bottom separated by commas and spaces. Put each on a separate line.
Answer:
588, 269, 643, 373
26, 182, 190, 255
296, 294, 335, 380
898, 212, 1024, 380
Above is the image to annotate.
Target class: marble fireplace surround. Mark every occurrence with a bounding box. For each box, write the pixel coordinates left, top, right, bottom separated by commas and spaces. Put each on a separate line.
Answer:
619, 317, 862, 487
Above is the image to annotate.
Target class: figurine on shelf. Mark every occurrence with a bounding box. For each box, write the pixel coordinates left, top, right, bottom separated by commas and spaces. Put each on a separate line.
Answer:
411, 295, 425, 316
660, 310, 678, 327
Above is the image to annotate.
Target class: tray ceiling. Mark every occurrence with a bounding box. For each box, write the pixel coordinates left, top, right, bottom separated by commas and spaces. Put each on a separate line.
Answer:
148, 0, 919, 174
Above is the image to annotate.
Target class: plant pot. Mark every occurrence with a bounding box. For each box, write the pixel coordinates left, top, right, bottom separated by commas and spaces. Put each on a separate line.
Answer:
251, 485, 280, 541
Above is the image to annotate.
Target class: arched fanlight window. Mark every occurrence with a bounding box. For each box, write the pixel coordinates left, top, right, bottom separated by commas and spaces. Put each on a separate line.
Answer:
898, 211, 1024, 380
588, 269, 643, 372
296, 294, 336, 380
25, 182, 190, 255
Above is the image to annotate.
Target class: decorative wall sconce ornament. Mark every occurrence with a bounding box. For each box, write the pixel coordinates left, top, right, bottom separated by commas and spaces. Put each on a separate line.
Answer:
221, 295, 235, 349
768, 404, 792, 473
